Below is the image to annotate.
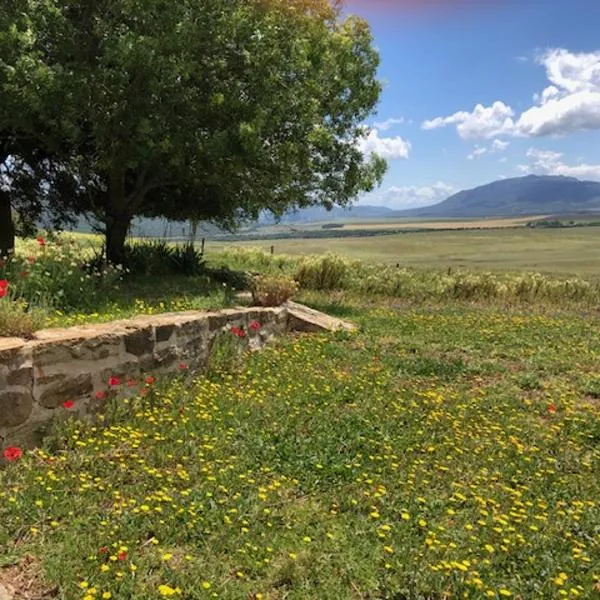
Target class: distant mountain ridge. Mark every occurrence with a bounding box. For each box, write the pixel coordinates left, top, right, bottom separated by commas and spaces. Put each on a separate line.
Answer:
400, 175, 600, 218
267, 175, 600, 222
258, 204, 396, 224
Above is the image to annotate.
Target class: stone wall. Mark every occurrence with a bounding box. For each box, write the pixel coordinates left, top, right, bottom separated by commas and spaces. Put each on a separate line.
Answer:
0, 306, 290, 449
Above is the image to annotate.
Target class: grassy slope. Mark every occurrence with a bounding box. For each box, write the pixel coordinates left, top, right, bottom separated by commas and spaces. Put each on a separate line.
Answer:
209, 225, 600, 276
1, 299, 599, 599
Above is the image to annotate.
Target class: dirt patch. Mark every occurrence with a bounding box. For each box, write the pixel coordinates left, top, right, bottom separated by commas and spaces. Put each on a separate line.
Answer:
0, 555, 57, 600
582, 395, 600, 411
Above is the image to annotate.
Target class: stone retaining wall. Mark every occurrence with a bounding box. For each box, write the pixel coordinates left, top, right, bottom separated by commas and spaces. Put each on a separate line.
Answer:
0, 306, 290, 449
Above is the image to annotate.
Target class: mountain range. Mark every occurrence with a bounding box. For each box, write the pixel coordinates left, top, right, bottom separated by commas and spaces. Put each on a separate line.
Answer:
267, 175, 600, 222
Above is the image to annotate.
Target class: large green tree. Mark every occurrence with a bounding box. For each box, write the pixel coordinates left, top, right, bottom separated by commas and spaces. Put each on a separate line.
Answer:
6, 0, 386, 262
0, 0, 77, 255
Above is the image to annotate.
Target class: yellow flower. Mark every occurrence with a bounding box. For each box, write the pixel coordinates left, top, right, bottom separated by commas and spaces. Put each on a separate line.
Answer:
158, 585, 180, 597
202, 582, 211, 589
162, 553, 173, 561
102, 593, 112, 599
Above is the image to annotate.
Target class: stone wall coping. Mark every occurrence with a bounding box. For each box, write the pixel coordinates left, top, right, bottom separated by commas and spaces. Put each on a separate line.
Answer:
18, 306, 284, 347
0, 338, 26, 352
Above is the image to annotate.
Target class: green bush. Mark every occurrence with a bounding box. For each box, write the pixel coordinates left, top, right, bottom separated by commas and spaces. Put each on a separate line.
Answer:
250, 274, 298, 307
294, 254, 348, 291
118, 241, 206, 276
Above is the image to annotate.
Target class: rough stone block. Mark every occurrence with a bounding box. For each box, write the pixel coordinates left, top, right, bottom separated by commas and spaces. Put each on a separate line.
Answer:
36, 373, 94, 409
155, 323, 176, 343
124, 328, 154, 357
7, 367, 33, 386
0, 391, 33, 428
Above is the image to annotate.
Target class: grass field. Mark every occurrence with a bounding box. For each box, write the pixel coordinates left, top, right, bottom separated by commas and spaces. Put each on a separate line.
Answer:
2, 297, 600, 598
208, 225, 600, 277
251, 216, 538, 234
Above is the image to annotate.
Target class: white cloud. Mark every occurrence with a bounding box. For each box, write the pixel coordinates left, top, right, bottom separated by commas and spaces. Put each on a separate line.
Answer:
422, 49, 600, 139
519, 147, 600, 180
467, 146, 487, 160
422, 101, 515, 139
365, 182, 455, 209
357, 129, 411, 160
373, 117, 406, 131
492, 139, 510, 152
467, 139, 510, 160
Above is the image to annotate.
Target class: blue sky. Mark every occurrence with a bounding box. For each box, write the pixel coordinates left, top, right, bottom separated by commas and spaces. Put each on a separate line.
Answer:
346, 0, 600, 208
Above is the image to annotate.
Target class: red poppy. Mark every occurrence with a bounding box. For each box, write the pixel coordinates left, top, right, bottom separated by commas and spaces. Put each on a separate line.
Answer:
95, 390, 107, 400
145, 376, 156, 385
63, 400, 75, 409
126, 378, 137, 388
178, 363, 187, 371
231, 326, 246, 338
108, 376, 121, 387
3, 446, 23, 462
249, 320, 262, 331
0, 279, 8, 299
117, 551, 127, 561
99, 546, 109, 554
36, 236, 46, 247
547, 403, 557, 414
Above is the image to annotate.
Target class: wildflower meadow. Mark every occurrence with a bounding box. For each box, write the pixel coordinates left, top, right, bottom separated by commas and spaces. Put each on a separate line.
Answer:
1, 296, 600, 598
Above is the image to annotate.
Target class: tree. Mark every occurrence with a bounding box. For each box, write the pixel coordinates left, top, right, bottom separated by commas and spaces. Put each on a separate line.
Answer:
0, 0, 75, 255
12, 0, 386, 263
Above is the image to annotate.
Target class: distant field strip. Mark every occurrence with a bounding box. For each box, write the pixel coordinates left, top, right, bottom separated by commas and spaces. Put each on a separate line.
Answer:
208, 225, 600, 276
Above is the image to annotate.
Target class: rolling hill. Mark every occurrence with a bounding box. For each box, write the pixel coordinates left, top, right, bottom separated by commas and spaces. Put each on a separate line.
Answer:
268, 175, 600, 223
400, 175, 600, 218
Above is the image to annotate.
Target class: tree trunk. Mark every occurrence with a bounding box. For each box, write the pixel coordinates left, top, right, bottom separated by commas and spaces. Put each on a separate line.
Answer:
189, 219, 198, 245
105, 214, 131, 265
0, 189, 15, 258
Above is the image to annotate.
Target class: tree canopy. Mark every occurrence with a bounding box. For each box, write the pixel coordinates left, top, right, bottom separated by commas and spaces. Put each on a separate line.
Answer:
1, 0, 386, 262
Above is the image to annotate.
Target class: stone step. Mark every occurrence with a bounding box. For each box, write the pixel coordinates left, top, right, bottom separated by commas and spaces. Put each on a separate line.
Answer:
286, 301, 356, 333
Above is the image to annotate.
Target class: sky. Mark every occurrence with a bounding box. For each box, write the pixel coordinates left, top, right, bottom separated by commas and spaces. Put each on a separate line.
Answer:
346, 0, 600, 209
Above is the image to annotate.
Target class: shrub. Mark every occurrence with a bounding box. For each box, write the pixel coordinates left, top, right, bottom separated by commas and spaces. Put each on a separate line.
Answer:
250, 274, 298, 307
117, 241, 206, 276
0, 298, 45, 338
294, 254, 348, 291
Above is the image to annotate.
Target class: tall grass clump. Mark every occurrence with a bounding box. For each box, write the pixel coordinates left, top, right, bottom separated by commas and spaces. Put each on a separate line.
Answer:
0, 295, 45, 338
210, 247, 294, 275
294, 254, 349, 291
